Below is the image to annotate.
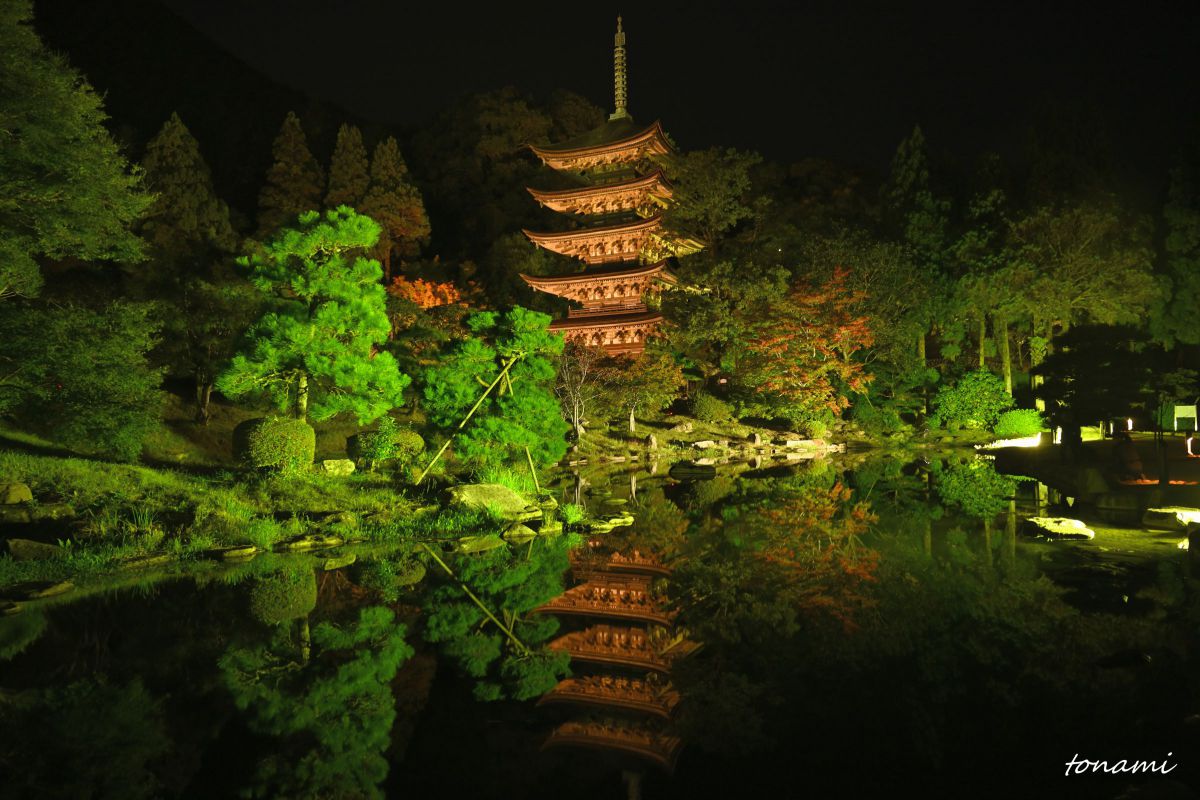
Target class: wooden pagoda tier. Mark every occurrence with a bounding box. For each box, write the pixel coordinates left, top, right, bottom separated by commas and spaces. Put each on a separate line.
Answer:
532, 575, 674, 626
548, 310, 665, 356
521, 260, 675, 308
537, 674, 681, 720
543, 718, 684, 772
527, 170, 672, 216
523, 215, 662, 266
529, 119, 672, 175
547, 624, 698, 673
570, 547, 674, 579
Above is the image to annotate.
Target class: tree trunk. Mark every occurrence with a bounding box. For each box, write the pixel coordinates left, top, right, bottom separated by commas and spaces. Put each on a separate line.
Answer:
1005, 498, 1017, 570
628, 406, 637, 434
383, 248, 392, 284
978, 315, 987, 369
917, 331, 928, 416
298, 617, 311, 665
296, 373, 309, 419
1031, 319, 1047, 412
982, 516, 993, 568
195, 379, 214, 425
995, 316, 1013, 396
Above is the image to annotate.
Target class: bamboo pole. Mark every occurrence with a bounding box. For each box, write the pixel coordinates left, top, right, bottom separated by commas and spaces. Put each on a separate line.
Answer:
416, 356, 520, 484
524, 446, 541, 495
420, 542, 530, 655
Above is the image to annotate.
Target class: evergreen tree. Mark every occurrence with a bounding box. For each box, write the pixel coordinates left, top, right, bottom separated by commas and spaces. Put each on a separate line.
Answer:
139, 112, 236, 261
420, 307, 569, 469
0, 0, 150, 300
1153, 152, 1200, 347
0, 301, 164, 461
217, 207, 409, 423
257, 111, 324, 237
323, 123, 369, 210
359, 137, 430, 281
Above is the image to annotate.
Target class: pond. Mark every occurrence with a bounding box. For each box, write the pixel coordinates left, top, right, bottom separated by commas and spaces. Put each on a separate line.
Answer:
1, 452, 1196, 799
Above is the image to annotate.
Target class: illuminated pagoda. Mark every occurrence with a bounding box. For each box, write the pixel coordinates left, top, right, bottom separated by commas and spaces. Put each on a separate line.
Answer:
520, 17, 702, 356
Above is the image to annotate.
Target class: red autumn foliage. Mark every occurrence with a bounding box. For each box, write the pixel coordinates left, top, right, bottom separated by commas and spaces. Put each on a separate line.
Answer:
386, 276, 464, 308
743, 265, 874, 416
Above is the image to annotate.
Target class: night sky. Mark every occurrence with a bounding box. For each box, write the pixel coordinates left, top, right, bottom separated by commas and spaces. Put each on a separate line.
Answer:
162, 1, 1198, 191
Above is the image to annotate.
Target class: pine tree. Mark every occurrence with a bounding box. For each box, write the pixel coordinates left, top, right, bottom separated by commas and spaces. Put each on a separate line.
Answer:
257, 111, 324, 237
0, 0, 150, 300
1153, 152, 1200, 347
360, 137, 430, 281
324, 123, 370, 210
140, 112, 236, 262
218, 207, 409, 423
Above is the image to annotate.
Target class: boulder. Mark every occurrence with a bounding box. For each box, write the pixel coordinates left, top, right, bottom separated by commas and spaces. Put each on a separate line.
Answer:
1021, 517, 1096, 540
445, 484, 542, 522
749, 432, 763, 446
3, 580, 74, 600
0, 483, 32, 505
503, 523, 537, 544
645, 434, 658, 450
1143, 507, 1200, 532
276, 533, 344, 552
321, 459, 356, 477
669, 421, 694, 434
692, 440, 718, 449
0, 507, 32, 525
6, 538, 64, 561
318, 553, 357, 571
455, 534, 507, 554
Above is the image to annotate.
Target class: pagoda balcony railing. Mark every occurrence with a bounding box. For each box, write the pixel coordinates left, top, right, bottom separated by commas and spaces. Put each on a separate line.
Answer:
567, 300, 646, 317
542, 719, 683, 771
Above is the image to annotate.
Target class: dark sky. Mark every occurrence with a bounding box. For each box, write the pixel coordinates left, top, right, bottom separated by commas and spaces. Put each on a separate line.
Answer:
163, 0, 1198, 185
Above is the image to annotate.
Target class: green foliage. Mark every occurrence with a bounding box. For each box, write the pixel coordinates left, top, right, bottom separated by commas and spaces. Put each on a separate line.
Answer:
0, 0, 151, 301
249, 565, 318, 626
931, 370, 1012, 430
139, 112, 236, 259
849, 396, 906, 435
421, 306, 568, 469
324, 123, 369, 210
221, 606, 413, 800
257, 111, 324, 236
234, 417, 316, 475
357, 555, 425, 602
0, 301, 164, 461
349, 415, 399, 467
421, 533, 577, 700
359, 136, 430, 275
593, 344, 687, 432
659, 146, 762, 246
1152, 151, 1200, 346
690, 390, 734, 423
933, 457, 1018, 518
0, 676, 169, 799
992, 409, 1045, 438
218, 206, 410, 423
0, 609, 47, 660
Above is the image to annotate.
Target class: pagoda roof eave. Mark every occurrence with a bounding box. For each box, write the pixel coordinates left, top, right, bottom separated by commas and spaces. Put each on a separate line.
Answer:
522, 215, 661, 247
519, 260, 672, 290
548, 311, 665, 330
529, 119, 670, 159
526, 170, 672, 205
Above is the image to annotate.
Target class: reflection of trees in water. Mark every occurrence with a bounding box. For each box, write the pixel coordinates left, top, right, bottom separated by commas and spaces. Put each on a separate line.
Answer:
663, 456, 1192, 788
0, 676, 169, 799
220, 606, 413, 800
420, 533, 576, 701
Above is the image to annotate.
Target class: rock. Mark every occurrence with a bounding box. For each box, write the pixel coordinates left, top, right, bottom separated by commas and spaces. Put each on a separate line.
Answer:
5, 538, 63, 561
320, 511, 360, 531
318, 553, 357, 571
0, 507, 31, 525
692, 440, 718, 449
538, 520, 564, 536
749, 432, 763, 446
668, 462, 717, 481
0, 483, 32, 505
601, 498, 628, 507
536, 495, 558, 512
277, 533, 344, 552
209, 544, 259, 561
445, 484, 542, 522
28, 503, 74, 522
694, 457, 716, 466
321, 459, 356, 477
1143, 507, 1200, 532
3, 580, 74, 601
455, 534, 507, 554
669, 422, 693, 434
1021, 517, 1096, 540
119, 553, 173, 570
503, 523, 537, 544
645, 434, 658, 449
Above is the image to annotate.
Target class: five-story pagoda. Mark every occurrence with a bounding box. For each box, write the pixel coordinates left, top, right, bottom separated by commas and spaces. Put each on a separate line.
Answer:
521, 17, 701, 356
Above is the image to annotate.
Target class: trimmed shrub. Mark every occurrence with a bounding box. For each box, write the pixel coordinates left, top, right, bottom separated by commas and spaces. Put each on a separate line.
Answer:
690, 391, 733, 423
233, 416, 315, 475
348, 417, 424, 471
931, 370, 1012, 430
249, 566, 317, 626
993, 408, 1045, 439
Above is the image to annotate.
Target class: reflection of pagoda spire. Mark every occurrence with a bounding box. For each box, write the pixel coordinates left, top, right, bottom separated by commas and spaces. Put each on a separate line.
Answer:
610, 16, 630, 121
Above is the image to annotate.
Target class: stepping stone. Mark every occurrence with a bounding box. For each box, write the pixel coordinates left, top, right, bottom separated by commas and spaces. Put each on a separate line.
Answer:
1022, 517, 1095, 540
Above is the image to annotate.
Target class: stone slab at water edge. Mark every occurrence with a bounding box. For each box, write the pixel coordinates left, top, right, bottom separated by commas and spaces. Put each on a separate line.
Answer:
1021, 517, 1096, 540
444, 484, 542, 522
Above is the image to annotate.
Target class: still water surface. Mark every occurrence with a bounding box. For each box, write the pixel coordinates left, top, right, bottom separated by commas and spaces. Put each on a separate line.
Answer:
1, 454, 1195, 799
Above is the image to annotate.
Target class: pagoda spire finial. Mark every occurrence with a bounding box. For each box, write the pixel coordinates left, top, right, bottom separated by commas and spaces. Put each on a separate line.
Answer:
609, 15, 630, 122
